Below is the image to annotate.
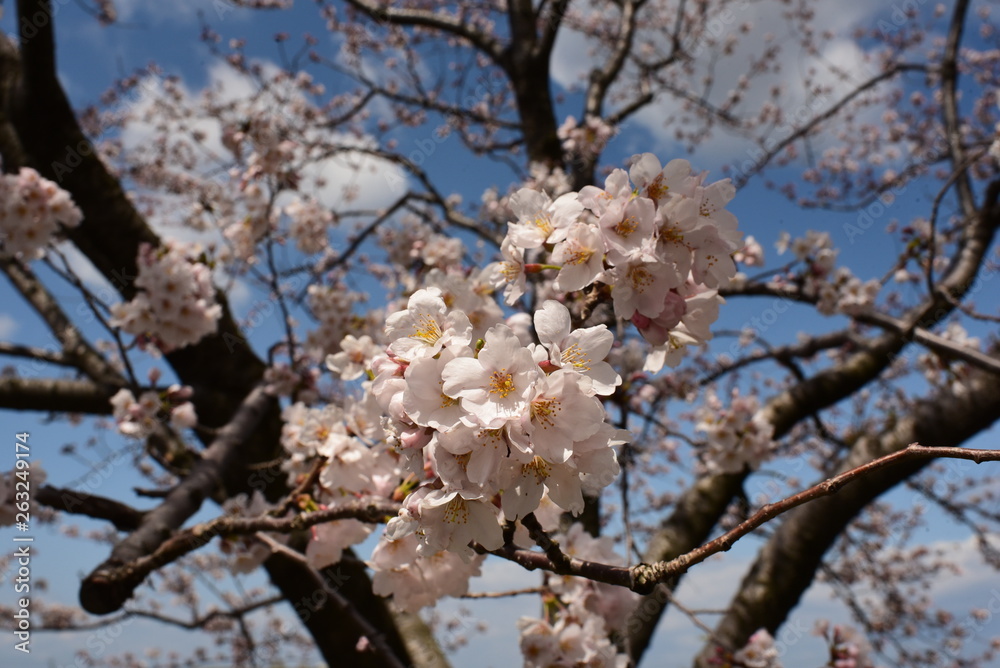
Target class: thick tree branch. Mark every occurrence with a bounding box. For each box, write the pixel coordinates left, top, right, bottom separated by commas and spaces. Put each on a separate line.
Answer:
0, 376, 114, 414
85, 499, 399, 590
1, 257, 122, 385
696, 365, 1000, 664
79, 384, 276, 614
940, 0, 976, 221
258, 535, 408, 668
0, 341, 70, 367
36, 484, 146, 531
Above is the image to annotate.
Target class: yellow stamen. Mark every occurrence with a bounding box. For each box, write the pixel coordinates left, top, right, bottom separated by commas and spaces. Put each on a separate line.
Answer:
489, 370, 516, 398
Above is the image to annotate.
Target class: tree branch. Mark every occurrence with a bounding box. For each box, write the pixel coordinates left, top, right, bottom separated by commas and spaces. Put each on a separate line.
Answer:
85, 499, 399, 592
939, 0, 976, 221
36, 484, 147, 532
0, 376, 114, 414
0, 341, 70, 367
341, 0, 503, 61
258, 535, 409, 668
79, 384, 276, 614
1, 256, 122, 385
696, 362, 1000, 663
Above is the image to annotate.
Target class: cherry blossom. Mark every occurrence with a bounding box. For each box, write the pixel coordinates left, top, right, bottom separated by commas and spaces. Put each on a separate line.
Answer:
325, 334, 380, 381
0, 167, 83, 260
440, 324, 541, 429
506, 188, 583, 249
385, 287, 473, 361
533, 300, 620, 396
110, 241, 222, 351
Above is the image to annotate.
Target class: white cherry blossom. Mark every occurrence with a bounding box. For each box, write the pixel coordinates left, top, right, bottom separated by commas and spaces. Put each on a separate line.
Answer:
534, 300, 620, 396
384, 287, 472, 361
508, 369, 606, 464
506, 188, 583, 248
441, 324, 540, 429
551, 222, 605, 292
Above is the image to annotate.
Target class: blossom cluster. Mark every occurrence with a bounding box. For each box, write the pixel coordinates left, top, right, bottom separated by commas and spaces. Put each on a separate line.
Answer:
731, 628, 781, 668
110, 242, 222, 351
0, 463, 46, 526
279, 385, 492, 607
0, 167, 83, 260
694, 389, 774, 474
773, 230, 880, 316
350, 289, 625, 561
109, 384, 198, 438
517, 522, 637, 668
817, 623, 874, 668
486, 153, 741, 372
557, 114, 616, 161
284, 196, 334, 255
280, 399, 391, 561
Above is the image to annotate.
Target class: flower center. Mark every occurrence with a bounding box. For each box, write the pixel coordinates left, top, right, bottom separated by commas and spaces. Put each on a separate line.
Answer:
561, 343, 592, 371
565, 244, 594, 266
646, 174, 668, 201
533, 213, 554, 237
614, 215, 639, 238
489, 370, 516, 398
412, 314, 442, 344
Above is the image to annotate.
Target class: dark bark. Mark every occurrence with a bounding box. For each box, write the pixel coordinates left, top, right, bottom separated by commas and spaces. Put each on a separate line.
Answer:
0, 4, 424, 664
696, 352, 1000, 664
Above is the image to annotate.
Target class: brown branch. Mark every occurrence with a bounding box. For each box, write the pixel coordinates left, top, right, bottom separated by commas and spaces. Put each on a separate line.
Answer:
0, 257, 122, 385
721, 282, 1000, 377
125, 595, 284, 630
940, 0, 976, 221
633, 444, 1000, 590
102, 499, 399, 590
476, 445, 1000, 599
79, 383, 276, 615
36, 484, 146, 532
521, 512, 572, 572
341, 0, 503, 61
0, 376, 115, 414
0, 341, 70, 367
461, 587, 546, 599
257, 535, 408, 668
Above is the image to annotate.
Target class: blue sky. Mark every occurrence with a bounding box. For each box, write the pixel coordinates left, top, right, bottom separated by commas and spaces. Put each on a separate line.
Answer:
2, 0, 1000, 666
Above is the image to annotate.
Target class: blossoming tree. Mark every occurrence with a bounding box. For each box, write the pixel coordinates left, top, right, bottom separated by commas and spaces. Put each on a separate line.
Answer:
1, 0, 1000, 666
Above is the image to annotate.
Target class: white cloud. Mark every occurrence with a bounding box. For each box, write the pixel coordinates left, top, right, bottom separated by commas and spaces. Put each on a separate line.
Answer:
551, 26, 594, 90
119, 59, 405, 222
112, 0, 260, 24
0, 313, 17, 339
552, 0, 891, 169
